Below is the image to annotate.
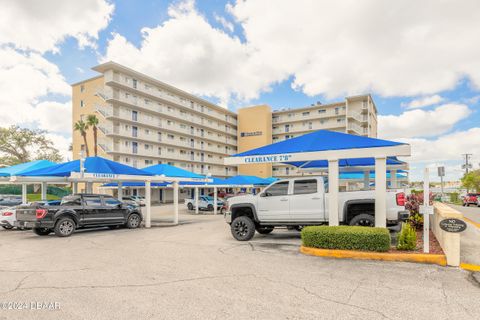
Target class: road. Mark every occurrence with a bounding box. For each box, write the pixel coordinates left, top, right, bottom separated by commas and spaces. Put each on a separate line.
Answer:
0, 205, 479, 320
447, 204, 480, 266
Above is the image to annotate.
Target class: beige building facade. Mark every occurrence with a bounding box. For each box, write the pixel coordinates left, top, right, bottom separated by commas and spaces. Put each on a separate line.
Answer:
72, 62, 377, 181
72, 62, 238, 179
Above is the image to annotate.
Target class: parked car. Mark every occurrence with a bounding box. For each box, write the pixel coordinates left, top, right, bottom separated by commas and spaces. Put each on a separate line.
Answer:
463, 193, 479, 206
224, 177, 409, 241
0, 197, 22, 208
16, 194, 143, 237
0, 206, 17, 230
122, 195, 145, 206
185, 196, 224, 213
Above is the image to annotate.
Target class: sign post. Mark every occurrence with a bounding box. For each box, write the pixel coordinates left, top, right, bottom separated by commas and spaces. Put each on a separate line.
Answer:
423, 168, 430, 253
437, 166, 445, 199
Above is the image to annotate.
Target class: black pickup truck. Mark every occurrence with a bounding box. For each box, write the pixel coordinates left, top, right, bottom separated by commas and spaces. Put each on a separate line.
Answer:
16, 194, 142, 237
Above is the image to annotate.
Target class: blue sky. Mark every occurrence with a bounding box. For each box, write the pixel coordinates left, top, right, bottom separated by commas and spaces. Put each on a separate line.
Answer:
1, 0, 480, 181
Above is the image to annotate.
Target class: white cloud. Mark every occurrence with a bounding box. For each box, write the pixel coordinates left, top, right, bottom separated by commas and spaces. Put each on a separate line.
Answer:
102, 0, 281, 105
0, 48, 70, 127
403, 95, 444, 109
35, 101, 72, 133
378, 103, 471, 139
45, 133, 72, 161
399, 128, 480, 181
0, 0, 114, 53
214, 14, 234, 33
103, 0, 480, 103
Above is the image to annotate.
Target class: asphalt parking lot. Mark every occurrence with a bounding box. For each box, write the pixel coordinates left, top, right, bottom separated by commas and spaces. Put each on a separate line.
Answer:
1, 205, 479, 320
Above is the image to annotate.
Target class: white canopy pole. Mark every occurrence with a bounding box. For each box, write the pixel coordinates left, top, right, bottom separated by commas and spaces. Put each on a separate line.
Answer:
328, 159, 339, 226
195, 186, 199, 214
375, 157, 387, 227
41, 182, 47, 200
72, 182, 78, 194
21, 183, 27, 204
117, 181, 123, 201
173, 181, 179, 224
213, 186, 217, 215
363, 170, 369, 190
145, 180, 151, 228
390, 169, 397, 189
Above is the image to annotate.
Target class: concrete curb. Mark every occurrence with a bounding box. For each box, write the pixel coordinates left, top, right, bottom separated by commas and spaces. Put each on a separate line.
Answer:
300, 246, 447, 266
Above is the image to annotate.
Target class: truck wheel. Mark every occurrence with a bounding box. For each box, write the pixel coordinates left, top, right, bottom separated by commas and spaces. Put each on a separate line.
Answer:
231, 216, 255, 241
33, 227, 51, 236
2, 225, 13, 230
256, 226, 274, 234
207, 204, 214, 211
187, 203, 193, 210
349, 214, 375, 227
54, 217, 76, 237
126, 213, 141, 229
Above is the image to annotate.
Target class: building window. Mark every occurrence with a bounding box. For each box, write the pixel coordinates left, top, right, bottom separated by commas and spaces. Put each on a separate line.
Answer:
132, 126, 138, 137
168, 134, 174, 140
132, 111, 138, 121
80, 100, 84, 108
318, 109, 326, 114
145, 159, 153, 165
80, 85, 85, 93
302, 112, 310, 116
132, 79, 137, 89
132, 142, 138, 154
335, 107, 340, 115
308, 122, 313, 130
158, 147, 162, 155
285, 124, 290, 133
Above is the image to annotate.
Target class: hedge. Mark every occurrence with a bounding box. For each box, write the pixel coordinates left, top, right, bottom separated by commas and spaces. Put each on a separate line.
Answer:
301, 226, 391, 252
0, 185, 70, 198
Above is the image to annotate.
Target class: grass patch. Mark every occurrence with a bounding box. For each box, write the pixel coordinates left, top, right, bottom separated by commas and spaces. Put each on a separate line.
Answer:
27, 194, 61, 201
301, 226, 391, 252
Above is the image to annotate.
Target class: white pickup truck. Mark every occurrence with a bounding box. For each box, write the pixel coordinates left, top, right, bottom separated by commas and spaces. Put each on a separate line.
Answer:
224, 176, 409, 241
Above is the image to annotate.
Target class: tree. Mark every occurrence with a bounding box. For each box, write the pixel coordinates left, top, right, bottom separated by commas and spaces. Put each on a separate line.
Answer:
86, 114, 99, 156
461, 170, 480, 193
73, 120, 89, 157
0, 126, 63, 166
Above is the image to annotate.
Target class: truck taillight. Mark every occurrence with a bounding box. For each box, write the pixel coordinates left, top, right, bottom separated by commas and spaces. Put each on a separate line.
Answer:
396, 193, 406, 206
36, 209, 48, 219
2, 211, 13, 216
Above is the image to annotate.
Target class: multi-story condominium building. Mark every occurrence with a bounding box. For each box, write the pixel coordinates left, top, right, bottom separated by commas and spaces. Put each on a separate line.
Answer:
236, 95, 378, 178
72, 62, 239, 179
72, 61, 377, 182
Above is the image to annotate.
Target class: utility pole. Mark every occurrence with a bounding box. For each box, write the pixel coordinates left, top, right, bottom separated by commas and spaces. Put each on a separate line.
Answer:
462, 154, 472, 174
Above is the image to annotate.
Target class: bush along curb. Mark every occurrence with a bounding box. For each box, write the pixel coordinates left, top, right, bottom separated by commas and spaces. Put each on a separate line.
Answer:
301, 226, 391, 252
300, 225, 447, 266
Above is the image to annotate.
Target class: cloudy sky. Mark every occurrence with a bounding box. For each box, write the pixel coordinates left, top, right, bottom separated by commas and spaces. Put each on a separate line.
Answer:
1, 0, 479, 181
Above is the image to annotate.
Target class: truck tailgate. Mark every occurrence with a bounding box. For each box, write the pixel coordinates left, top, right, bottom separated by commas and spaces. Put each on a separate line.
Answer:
15, 205, 38, 222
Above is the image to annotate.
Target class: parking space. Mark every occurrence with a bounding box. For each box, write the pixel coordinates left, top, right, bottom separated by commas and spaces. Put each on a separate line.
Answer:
0, 205, 479, 319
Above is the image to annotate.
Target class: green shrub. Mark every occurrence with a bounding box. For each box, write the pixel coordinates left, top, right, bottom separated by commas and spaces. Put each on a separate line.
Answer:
301, 226, 391, 252
27, 194, 61, 201
449, 192, 459, 204
396, 223, 417, 251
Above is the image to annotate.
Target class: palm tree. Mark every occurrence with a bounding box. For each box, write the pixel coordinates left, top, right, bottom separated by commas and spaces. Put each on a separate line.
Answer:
86, 114, 99, 156
73, 120, 89, 157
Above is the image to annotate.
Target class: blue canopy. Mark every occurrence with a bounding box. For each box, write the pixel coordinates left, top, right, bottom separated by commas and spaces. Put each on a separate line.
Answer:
223, 175, 272, 186
287, 156, 405, 169
233, 130, 406, 158
340, 172, 407, 180
19, 156, 151, 177
103, 177, 228, 188
142, 164, 204, 178
0, 160, 56, 177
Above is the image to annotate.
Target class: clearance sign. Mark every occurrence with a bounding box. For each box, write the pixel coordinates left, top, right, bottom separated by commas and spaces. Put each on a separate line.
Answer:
242, 154, 293, 164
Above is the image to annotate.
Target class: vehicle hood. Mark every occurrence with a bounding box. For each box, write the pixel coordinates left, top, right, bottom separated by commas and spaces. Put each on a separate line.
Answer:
227, 194, 256, 205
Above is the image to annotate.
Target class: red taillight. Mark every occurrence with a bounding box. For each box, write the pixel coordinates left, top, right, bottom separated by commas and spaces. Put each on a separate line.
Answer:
396, 192, 406, 206
2, 211, 13, 216
36, 209, 48, 219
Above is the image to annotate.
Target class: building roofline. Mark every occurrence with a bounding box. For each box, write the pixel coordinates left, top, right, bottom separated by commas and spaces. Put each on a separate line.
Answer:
70, 75, 104, 87
92, 61, 237, 116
